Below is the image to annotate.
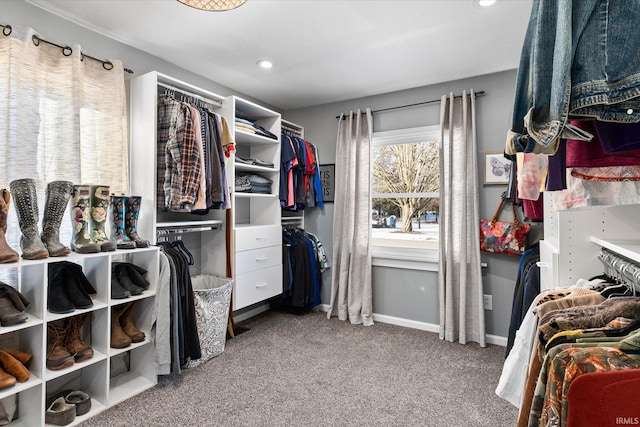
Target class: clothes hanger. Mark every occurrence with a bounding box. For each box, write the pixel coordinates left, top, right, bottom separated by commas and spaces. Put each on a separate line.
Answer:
171, 239, 195, 266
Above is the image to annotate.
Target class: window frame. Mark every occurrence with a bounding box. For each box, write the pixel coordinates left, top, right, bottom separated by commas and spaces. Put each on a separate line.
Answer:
370, 125, 440, 271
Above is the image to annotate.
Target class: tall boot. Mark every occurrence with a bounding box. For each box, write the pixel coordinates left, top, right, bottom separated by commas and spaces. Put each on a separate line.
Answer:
47, 320, 75, 370
124, 196, 150, 248
69, 185, 100, 254
111, 305, 131, 349
41, 181, 74, 257
119, 301, 145, 343
65, 313, 94, 362
0, 190, 19, 263
109, 195, 135, 249
90, 186, 116, 252
9, 179, 48, 260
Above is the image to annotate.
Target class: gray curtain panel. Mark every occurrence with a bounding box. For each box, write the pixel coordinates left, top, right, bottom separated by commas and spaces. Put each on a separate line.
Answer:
438, 91, 486, 346
327, 109, 374, 326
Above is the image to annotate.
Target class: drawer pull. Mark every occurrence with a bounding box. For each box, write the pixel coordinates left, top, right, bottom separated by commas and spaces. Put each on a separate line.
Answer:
255, 257, 268, 261
255, 236, 267, 240
255, 282, 268, 288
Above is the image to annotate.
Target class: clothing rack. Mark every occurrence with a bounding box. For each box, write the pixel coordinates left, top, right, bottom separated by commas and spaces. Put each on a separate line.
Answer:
156, 220, 223, 242
335, 90, 486, 119
0, 23, 133, 74
281, 123, 303, 138
157, 81, 223, 109
597, 248, 640, 292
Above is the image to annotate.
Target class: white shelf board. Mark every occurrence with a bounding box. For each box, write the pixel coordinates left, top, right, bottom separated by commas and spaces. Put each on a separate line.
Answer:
235, 163, 277, 173
156, 220, 223, 228
45, 351, 108, 381
235, 193, 277, 199
590, 237, 640, 264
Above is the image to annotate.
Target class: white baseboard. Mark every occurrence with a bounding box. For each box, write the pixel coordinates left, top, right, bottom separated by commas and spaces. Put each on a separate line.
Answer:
318, 304, 507, 347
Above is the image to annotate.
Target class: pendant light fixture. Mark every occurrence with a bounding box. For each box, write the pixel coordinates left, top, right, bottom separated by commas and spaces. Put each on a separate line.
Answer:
177, 0, 246, 11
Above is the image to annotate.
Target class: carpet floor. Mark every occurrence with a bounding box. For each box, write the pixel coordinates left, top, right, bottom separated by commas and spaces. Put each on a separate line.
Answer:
79, 310, 517, 426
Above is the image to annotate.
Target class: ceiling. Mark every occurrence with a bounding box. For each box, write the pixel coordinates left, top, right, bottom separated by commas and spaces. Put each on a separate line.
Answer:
25, 0, 533, 111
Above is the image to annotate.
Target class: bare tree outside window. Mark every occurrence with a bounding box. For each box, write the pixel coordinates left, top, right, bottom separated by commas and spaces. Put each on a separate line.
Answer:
373, 141, 439, 232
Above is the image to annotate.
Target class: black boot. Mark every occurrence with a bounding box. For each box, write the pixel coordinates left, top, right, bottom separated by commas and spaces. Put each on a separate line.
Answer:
41, 181, 74, 257
9, 179, 48, 260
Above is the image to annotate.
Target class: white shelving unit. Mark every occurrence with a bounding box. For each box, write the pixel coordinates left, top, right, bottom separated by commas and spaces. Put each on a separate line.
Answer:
539, 196, 640, 290
0, 247, 158, 427
220, 96, 283, 310
129, 71, 228, 278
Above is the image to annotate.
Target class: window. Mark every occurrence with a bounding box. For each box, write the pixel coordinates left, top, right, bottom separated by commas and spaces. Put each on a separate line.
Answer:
371, 126, 440, 266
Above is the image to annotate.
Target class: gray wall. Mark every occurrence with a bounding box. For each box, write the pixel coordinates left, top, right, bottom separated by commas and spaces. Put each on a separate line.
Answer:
284, 70, 524, 338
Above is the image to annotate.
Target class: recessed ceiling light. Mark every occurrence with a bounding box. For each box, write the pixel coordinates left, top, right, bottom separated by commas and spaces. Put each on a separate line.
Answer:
476, 0, 499, 7
256, 60, 274, 69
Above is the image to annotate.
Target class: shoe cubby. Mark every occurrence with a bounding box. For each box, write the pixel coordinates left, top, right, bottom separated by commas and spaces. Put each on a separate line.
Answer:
0, 246, 158, 426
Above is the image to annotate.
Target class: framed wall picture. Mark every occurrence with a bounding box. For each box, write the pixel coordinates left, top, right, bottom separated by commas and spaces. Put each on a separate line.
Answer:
320, 164, 335, 203
483, 152, 511, 185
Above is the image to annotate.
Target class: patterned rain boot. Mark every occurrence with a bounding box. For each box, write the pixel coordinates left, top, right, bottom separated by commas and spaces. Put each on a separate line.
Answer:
90, 186, 116, 252
124, 196, 149, 248
41, 181, 74, 257
110, 195, 135, 250
69, 185, 100, 254
0, 189, 19, 263
9, 179, 48, 260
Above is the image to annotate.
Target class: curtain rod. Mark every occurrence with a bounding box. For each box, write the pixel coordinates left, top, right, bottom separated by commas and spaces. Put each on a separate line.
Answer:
0, 23, 134, 74
335, 90, 486, 119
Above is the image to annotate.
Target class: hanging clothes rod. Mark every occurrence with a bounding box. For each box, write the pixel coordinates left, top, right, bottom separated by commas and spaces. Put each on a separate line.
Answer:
335, 90, 486, 119
0, 23, 133, 74
597, 248, 640, 292
157, 81, 223, 108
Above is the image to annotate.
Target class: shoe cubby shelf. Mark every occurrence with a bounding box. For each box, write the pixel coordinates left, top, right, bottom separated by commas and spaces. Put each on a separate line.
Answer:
0, 246, 159, 427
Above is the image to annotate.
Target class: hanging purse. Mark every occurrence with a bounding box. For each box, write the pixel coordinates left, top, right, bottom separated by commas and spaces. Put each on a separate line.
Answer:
480, 196, 530, 256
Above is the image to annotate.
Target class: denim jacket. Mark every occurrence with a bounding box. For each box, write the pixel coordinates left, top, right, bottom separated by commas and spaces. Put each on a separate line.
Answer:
506, 0, 640, 154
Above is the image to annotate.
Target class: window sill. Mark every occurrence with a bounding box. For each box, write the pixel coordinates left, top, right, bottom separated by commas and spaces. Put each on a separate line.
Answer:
371, 245, 439, 272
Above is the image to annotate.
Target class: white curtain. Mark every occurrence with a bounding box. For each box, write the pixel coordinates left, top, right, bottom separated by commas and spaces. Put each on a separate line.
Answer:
0, 25, 128, 251
327, 109, 374, 326
438, 91, 485, 346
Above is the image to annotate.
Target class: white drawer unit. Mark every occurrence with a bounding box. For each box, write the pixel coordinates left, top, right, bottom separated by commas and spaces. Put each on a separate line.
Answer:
233, 264, 283, 310
235, 245, 281, 275
235, 225, 281, 251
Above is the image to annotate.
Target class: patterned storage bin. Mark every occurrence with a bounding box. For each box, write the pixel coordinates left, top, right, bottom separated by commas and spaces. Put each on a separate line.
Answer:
187, 275, 233, 368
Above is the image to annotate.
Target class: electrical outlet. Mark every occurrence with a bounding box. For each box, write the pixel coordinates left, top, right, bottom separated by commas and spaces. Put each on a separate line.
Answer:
483, 294, 493, 311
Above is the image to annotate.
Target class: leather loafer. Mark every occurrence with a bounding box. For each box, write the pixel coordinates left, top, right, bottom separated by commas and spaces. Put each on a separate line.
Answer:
45, 396, 76, 426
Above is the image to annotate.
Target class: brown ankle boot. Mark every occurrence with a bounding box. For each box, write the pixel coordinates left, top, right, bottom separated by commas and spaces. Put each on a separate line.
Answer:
65, 313, 94, 362
47, 320, 75, 370
0, 366, 16, 390
0, 349, 29, 382
0, 190, 19, 264
111, 305, 131, 349
0, 348, 32, 368
120, 302, 145, 343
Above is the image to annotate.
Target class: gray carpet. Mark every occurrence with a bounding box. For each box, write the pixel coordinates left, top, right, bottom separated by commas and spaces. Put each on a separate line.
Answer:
80, 310, 517, 426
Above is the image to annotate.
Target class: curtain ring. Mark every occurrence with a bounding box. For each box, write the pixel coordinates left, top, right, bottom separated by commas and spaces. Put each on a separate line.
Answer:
32, 34, 40, 46
62, 46, 72, 56
2, 25, 11, 37
103, 61, 113, 71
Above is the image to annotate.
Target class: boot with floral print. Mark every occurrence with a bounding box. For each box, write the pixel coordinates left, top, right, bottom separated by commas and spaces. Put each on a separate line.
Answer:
69, 185, 100, 254
90, 186, 116, 252
124, 196, 149, 248
110, 195, 135, 250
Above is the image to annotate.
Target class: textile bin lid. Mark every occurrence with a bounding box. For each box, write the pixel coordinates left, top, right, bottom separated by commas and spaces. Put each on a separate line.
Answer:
191, 274, 233, 292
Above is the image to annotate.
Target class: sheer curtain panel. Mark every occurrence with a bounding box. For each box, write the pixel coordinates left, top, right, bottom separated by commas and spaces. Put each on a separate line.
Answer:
328, 109, 374, 326
0, 25, 129, 251
438, 91, 486, 346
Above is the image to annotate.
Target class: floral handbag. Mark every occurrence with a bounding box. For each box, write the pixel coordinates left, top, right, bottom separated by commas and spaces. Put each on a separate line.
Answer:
480, 197, 530, 256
